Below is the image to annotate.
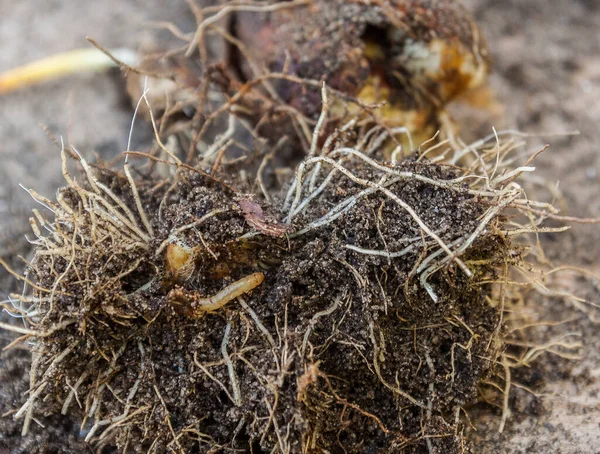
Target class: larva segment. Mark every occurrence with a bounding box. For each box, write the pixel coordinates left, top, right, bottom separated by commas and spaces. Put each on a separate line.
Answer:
165, 243, 197, 282
168, 272, 265, 317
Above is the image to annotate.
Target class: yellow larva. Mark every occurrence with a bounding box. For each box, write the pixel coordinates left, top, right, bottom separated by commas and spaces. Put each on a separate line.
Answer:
191, 272, 265, 315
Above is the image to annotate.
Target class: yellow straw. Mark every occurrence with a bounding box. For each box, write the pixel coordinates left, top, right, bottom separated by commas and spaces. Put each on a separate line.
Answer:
0, 48, 137, 94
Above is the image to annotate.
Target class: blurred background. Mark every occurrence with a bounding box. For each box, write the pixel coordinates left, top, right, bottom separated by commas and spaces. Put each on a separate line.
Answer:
0, 1, 598, 452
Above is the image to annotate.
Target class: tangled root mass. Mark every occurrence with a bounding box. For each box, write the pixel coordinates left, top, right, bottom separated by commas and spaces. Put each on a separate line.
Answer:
5, 126, 530, 454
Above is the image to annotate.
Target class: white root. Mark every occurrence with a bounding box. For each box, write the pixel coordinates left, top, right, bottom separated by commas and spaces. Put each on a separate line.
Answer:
288, 156, 471, 276
222, 320, 242, 406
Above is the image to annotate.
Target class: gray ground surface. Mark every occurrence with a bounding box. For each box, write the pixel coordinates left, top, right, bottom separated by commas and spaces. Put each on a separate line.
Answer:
1, 0, 599, 452
464, 1, 600, 452
0, 0, 192, 270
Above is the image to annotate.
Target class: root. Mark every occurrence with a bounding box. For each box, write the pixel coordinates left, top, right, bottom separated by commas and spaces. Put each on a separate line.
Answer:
301, 293, 345, 356
185, 0, 311, 61
222, 319, 242, 406
194, 353, 237, 405
238, 296, 276, 348
498, 356, 511, 433
291, 156, 470, 274
319, 371, 394, 436
368, 322, 423, 408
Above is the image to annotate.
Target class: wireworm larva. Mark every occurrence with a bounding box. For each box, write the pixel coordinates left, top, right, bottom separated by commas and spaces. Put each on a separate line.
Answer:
169, 272, 265, 317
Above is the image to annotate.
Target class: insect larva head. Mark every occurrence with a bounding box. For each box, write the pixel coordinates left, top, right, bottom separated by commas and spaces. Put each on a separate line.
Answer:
165, 242, 197, 282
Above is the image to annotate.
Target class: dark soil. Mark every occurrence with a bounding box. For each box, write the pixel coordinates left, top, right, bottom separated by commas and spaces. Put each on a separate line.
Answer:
0, 338, 90, 454
12, 141, 511, 453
